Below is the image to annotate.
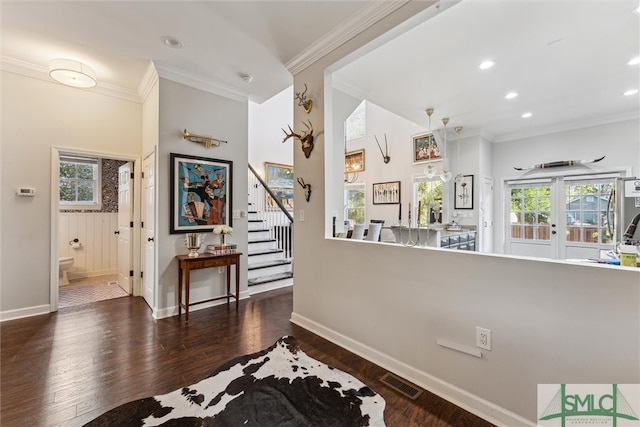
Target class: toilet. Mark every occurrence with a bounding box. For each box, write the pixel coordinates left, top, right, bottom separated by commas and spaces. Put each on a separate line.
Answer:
59, 257, 74, 286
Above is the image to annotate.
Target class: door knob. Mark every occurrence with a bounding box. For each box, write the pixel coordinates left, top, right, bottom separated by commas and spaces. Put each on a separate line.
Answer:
114, 231, 120, 234
147, 237, 154, 242
551, 224, 556, 227
552, 230, 557, 235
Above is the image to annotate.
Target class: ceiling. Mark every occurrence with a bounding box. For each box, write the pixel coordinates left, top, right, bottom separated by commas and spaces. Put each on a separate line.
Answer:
2, 0, 638, 142
332, 0, 640, 142
1, 0, 401, 103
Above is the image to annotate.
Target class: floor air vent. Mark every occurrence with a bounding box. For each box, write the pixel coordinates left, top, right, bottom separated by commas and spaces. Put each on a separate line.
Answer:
379, 372, 423, 400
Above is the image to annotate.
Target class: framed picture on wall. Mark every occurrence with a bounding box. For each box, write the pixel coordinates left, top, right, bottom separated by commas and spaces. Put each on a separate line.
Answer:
170, 153, 233, 234
454, 175, 474, 209
265, 162, 294, 210
373, 181, 401, 205
412, 133, 442, 164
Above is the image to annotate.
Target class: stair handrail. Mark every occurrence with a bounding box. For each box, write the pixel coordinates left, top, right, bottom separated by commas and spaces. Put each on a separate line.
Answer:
248, 163, 294, 223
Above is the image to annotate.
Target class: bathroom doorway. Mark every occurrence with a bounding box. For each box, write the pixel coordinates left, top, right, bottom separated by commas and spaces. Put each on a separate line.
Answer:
51, 147, 141, 311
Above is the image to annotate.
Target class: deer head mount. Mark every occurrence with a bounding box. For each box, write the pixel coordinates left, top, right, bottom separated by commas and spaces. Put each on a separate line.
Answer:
297, 177, 311, 202
294, 84, 313, 114
282, 120, 314, 158
375, 133, 390, 164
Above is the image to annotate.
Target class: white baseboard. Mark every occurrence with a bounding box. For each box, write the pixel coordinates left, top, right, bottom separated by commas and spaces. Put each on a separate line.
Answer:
0, 304, 50, 322
154, 290, 252, 319
290, 312, 534, 427
67, 269, 118, 281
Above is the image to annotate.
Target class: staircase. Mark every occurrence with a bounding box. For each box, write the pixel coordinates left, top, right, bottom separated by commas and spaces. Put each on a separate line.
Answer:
247, 211, 293, 290
247, 163, 294, 293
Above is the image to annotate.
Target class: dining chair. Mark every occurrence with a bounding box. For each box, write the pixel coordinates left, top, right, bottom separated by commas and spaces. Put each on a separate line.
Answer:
350, 224, 366, 240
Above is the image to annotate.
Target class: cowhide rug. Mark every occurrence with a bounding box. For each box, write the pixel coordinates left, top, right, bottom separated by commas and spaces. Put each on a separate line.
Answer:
84, 335, 386, 426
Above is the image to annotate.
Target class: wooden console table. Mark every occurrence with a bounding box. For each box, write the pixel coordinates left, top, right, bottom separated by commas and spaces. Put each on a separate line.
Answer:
176, 252, 242, 321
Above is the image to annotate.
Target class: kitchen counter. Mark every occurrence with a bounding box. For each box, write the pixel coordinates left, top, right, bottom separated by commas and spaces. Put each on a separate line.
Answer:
389, 225, 477, 250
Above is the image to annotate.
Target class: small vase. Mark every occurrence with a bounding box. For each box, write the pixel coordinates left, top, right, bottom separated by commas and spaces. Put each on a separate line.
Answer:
219, 233, 227, 247
185, 233, 203, 257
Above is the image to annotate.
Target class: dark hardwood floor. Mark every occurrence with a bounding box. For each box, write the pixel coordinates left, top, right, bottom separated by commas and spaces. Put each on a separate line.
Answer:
1, 288, 495, 426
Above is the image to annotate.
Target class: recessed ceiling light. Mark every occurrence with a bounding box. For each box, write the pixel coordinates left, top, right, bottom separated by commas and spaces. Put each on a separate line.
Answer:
161, 36, 183, 49
629, 57, 640, 66
624, 89, 638, 96
505, 91, 518, 99
521, 112, 533, 118
479, 60, 495, 70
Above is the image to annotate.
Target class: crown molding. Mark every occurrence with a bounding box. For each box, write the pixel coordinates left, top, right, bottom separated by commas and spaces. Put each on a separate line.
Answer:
0, 56, 141, 103
154, 62, 248, 103
138, 61, 159, 103
285, 1, 411, 76
493, 111, 640, 143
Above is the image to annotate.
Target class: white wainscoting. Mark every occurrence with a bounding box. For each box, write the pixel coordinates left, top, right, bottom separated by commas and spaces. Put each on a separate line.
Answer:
59, 213, 119, 280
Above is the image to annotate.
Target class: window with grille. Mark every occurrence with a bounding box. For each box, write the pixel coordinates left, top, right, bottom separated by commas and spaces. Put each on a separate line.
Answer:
345, 101, 366, 142
345, 183, 366, 226
509, 183, 551, 241
414, 177, 443, 226
59, 155, 101, 208
565, 179, 614, 244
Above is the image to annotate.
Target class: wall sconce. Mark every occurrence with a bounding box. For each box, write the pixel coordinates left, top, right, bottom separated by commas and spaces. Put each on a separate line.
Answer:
49, 59, 97, 88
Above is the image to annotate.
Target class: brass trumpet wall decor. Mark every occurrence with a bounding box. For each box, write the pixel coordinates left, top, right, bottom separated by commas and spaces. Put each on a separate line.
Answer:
183, 129, 228, 148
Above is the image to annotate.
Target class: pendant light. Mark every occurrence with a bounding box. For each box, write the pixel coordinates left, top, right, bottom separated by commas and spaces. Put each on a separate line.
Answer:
423, 108, 437, 178
344, 134, 359, 183
440, 118, 452, 182
454, 126, 463, 183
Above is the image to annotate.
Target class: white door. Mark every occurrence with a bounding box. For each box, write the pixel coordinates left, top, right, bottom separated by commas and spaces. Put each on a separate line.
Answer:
505, 180, 557, 259
479, 176, 494, 253
142, 153, 156, 309
117, 162, 133, 293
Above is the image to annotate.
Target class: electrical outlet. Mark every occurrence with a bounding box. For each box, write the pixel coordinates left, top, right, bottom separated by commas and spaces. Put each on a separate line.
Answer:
299, 210, 305, 221
218, 266, 225, 274
476, 327, 492, 350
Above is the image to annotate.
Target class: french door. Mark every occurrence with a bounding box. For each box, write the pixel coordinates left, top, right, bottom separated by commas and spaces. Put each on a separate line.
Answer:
505, 175, 616, 260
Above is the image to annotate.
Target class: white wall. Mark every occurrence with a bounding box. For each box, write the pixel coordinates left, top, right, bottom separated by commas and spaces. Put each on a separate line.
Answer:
59, 213, 118, 280
155, 78, 249, 316
0, 71, 142, 318
290, 6, 640, 427
248, 85, 293, 173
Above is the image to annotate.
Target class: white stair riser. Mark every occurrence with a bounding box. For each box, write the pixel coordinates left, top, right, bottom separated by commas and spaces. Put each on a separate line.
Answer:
248, 230, 271, 240
248, 240, 278, 251
248, 264, 292, 279
248, 252, 285, 263
248, 221, 265, 231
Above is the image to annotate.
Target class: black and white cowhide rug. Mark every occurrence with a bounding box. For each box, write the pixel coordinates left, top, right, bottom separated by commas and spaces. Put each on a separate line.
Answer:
84, 335, 386, 426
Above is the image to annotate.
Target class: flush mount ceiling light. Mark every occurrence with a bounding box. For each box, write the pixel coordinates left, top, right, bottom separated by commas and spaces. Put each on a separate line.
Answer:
522, 112, 533, 118
624, 89, 638, 96
628, 57, 640, 66
505, 91, 519, 99
49, 59, 97, 88
479, 60, 495, 70
161, 36, 183, 49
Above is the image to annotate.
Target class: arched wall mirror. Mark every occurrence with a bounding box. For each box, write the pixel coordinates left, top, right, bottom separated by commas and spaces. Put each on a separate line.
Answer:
325, 0, 640, 262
